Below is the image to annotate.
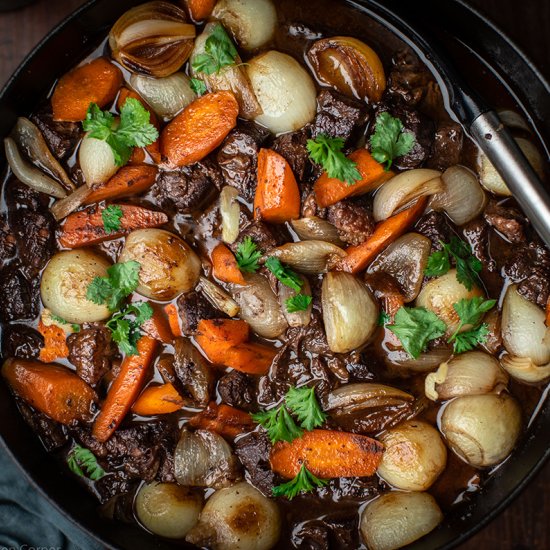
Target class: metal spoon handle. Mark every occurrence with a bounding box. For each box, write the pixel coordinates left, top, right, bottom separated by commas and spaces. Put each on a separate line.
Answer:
470, 111, 550, 247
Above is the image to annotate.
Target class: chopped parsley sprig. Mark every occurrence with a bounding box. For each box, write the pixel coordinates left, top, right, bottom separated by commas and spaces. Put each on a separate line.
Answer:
67, 445, 105, 481
265, 257, 303, 293
192, 23, 238, 75
272, 463, 328, 500
285, 294, 312, 313
369, 112, 416, 170
235, 236, 262, 274
106, 302, 153, 356
190, 77, 207, 96
448, 297, 496, 354
307, 134, 361, 185
102, 205, 123, 234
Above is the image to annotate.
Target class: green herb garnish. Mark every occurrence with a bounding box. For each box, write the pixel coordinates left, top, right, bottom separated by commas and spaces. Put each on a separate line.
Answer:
190, 78, 207, 96
369, 112, 416, 170
285, 386, 327, 431
102, 205, 123, 234
285, 294, 313, 313
448, 297, 496, 354
235, 236, 262, 274
86, 261, 141, 312
106, 302, 153, 356
306, 134, 361, 185
265, 257, 303, 293
192, 24, 238, 75
378, 310, 391, 327
50, 314, 80, 333
388, 306, 447, 359
67, 445, 105, 481
272, 463, 328, 500
251, 406, 303, 444
82, 98, 158, 167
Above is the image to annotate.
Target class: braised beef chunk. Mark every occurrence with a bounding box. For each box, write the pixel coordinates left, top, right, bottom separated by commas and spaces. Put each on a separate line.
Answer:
0, 214, 16, 262
428, 122, 463, 171
386, 50, 433, 107
30, 106, 82, 160
173, 338, 213, 407
154, 159, 222, 213
217, 370, 256, 411
0, 262, 39, 322
327, 200, 375, 246
416, 211, 456, 251
67, 326, 116, 387
75, 420, 177, 482
1, 324, 43, 360
234, 431, 276, 497
462, 219, 496, 275
301, 186, 326, 219
272, 127, 312, 182
17, 400, 68, 452
96, 472, 139, 509
291, 512, 362, 549
233, 221, 283, 253
217, 122, 270, 202
177, 291, 221, 335
292, 521, 330, 550
484, 200, 527, 243
312, 90, 368, 143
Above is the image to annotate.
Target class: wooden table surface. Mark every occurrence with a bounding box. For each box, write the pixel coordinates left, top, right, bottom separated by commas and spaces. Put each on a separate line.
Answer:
0, 1, 548, 549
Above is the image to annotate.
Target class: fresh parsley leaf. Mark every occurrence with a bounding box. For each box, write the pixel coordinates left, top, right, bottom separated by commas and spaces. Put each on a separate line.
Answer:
82, 99, 158, 167
285, 386, 327, 431
86, 261, 141, 312
447, 297, 496, 353
424, 248, 451, 278
265, 257, 303, 293
50, 314, 81, 333
378, 310, 391, 326
285, 294, 312, 313
235, 236, 262, 274
306, 134, 361, 185
272, 463, 328, 500
106, 302, 153, 356
251, 406, 303, 444
192, 23, 238, 75
369, 112, 416, 170
452, 324, 490, 354
190, 78, 207, 96
102, 205, 123, 234
67, 445, 105, 481
388, 306, 447, 359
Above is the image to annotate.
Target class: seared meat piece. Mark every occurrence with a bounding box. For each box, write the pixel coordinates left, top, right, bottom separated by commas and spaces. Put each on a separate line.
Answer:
327, 200, 375, 246
30, 106, 82, 160
292, 522, 330, 550
17, 400, 68, 452
217, 121, 270, 202
0, 262, 40, 322
75, 420, 178, 482
217, 370, 256, 411
415, 211, 457, 251
154, 158, 222, 213
96, 472, 139, 509
234, 431, 277, 497
312, 90, 368, 143
301, 186, 326, 219
1, 324, 43, 360
232, 221, 283, 254
0, 214, 16, 263
67, 326, 117, 387
176, 291, 222, 335
428, 122, 464, 171
272, 127, 311, 182
385, 50, 433, 107
484, 200, 527, 243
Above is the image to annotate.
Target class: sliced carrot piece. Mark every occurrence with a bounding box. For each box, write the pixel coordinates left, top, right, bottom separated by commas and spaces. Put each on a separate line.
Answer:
211, 243, 246, 285
59, 204, 168, 248
164, 303, 183, 337
189, 402, 255, 438
270, 429, 384, 479
92, 336, 158, 442
132, 383, 185, 415
314, 149, 394, 208
51, 57, 123, 122
141, 303, 175, 344
254, 148, 301, 223
184, 0, 215, 21
37, 319, 69, 363
84, 165, 158, 205
195, 319, 250, 364
223, 342, 277, 375
1, 358, 96, 425
338, 198, 428, 274
161, 91, 239, 167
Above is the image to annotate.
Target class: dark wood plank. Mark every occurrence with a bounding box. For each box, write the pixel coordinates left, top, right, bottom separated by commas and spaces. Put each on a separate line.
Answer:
0, 1, 548, 549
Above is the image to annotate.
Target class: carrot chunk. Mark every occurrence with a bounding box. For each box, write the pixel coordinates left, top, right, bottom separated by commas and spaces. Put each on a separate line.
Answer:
141, 303, 175, 344
161, 91, 239, 167
184, 0, 216, 21
37, 319, 69, 363
223, 343, 276, 375
51, 57, 123, 122
132, 383, 185, 415
195, 319, 250, 363
270, 429, 384, 479
1, 358, 96, 425
254, 149, 301, 223
164, 303, 183, 337
189, 402, 255, 438
211, 243, 246, 285
314, 149, 394, 208
59, 204, 168, 248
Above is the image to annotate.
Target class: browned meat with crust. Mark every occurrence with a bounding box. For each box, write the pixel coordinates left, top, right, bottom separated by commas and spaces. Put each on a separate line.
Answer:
327, 200, 375, 246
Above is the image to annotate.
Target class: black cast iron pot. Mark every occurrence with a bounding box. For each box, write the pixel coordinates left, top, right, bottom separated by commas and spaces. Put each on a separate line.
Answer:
0, 1, 549, 548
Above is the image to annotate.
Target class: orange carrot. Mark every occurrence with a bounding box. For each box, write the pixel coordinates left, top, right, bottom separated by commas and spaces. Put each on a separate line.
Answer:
51, 57, 123, 122
189, 402, 255, 438
132, 383, 185, 415
37, 320, 69, 363
59, 204, 168, 248
338, 198, 428, 274
128, 147, 147, 165
84, 165, 158, 205
254, 148, 301, 223
184, 0, 215, 21
141, 303, 175, 344
195, 319, 250, 363
164, 303, 183, 337
314, 149, 394, 208
211, 243, 246, 285
223, 343, 276, 375
161, 91, 239, 167
92, 336, 157, 442
1, 358, 96, 424
270, 429, 384, 479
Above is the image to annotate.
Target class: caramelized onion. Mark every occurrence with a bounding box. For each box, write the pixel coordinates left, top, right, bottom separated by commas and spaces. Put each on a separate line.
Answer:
219, 186, 240, 244
307, 37, 386, 103
291, 217, 344, 246
109, 1, 196, 77
173, 338, 213, 407
79, 134, 118, 186
385, 347, 453, 373
199, 276, 240, 318
50, 184, 92, 222
278, 275, 312, 328
500, 355, 550, 384
266, 241, 346, 274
